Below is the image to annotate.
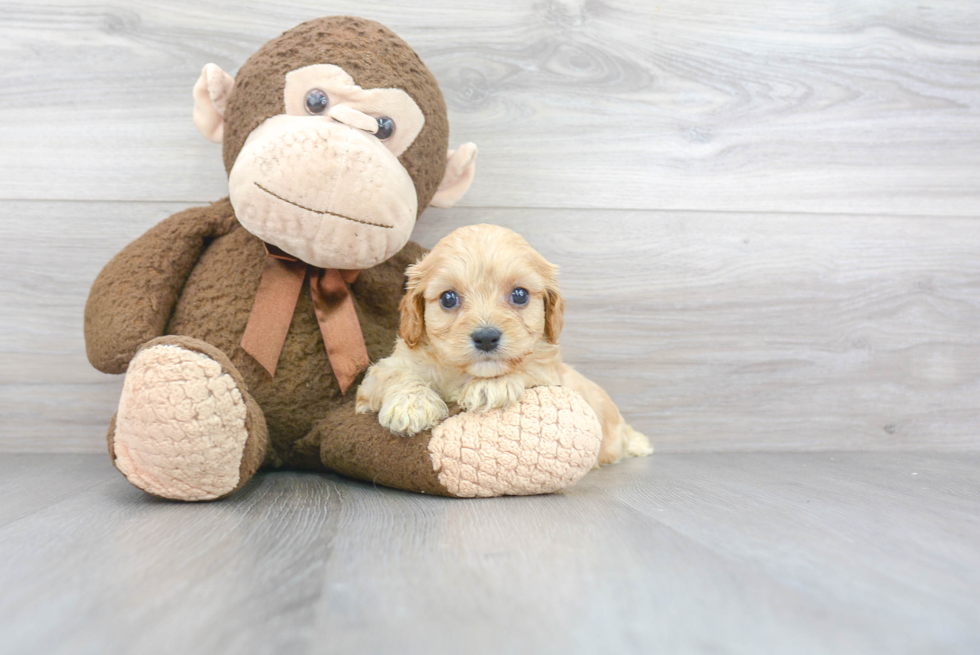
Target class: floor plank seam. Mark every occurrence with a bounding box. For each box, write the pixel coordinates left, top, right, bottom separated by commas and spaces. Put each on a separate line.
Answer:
2, 197, 978, 222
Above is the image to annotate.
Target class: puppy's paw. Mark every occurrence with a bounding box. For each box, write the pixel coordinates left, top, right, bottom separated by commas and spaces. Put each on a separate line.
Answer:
458, 376, 527, 413
378, 387, 449, 437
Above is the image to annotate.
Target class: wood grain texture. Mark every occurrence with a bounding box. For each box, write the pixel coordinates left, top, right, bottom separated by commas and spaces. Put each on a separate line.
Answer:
0, 452, 977, 655
2, 200, 979, 453
0, 454, 109, 528
0, 455, 337, 655
1, 1, 978, 214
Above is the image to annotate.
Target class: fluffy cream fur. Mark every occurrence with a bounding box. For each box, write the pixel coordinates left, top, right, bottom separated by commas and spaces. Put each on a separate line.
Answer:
356, 224, 652, 465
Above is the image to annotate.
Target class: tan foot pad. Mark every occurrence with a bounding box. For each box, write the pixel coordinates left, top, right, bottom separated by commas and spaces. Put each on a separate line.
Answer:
113, 344, 249, 501
428, 386, 603, 498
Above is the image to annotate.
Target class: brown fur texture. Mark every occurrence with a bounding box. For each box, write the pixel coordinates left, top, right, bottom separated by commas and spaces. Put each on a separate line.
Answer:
314, 407, 466, 496
164, 201, 423, 466
85, 201, 239, 374
222, 16, 449, 214
89, 199, 445, 487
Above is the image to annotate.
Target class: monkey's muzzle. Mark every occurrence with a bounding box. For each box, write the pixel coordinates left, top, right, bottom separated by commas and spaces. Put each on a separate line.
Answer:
228, 116, 418, 270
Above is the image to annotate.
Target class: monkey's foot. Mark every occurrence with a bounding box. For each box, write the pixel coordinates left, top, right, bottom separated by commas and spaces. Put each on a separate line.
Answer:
428, 386, 602, 497
110, 337, 267, 501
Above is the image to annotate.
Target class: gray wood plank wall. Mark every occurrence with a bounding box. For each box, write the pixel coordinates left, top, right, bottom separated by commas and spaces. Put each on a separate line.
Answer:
1, 1, 978, 453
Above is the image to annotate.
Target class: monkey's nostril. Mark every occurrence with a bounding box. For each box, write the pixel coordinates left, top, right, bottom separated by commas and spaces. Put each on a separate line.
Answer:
471, 327, 502, 352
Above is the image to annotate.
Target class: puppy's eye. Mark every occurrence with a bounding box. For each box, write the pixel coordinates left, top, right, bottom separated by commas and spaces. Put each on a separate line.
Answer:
440, 290, 459, 309
510, 288, 529, 306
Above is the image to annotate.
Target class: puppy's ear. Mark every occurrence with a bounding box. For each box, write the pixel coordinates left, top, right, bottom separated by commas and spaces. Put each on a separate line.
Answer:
541, 261, 565, 344
544, 288, 565, 344
398, 262, 427, 348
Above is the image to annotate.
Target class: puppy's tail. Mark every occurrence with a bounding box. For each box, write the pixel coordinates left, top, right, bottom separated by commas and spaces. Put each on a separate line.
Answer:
624, 424, 654, 458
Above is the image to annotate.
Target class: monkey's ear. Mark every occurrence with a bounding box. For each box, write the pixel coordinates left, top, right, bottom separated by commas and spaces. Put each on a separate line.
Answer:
430, 143, 478, 209
192, 64, 235, 144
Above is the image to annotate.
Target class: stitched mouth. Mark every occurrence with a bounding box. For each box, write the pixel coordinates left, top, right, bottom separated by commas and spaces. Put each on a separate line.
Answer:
254, 182, 393, 229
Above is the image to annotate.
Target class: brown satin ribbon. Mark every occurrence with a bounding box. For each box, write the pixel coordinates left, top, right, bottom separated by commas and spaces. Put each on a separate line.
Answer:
241, 245, 369, 394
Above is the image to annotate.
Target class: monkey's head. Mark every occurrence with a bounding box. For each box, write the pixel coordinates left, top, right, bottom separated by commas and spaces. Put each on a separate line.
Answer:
192, 16, 476, 269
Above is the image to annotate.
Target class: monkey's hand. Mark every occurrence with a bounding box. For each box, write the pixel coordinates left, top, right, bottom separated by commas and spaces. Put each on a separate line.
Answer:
457, 376, 527, 413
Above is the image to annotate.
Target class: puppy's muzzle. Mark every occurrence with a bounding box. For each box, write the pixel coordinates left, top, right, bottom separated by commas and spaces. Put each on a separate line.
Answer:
471, 327, 501, 352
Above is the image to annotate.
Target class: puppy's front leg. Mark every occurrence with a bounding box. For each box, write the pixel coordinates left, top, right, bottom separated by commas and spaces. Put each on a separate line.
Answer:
457, 375, 527, 413
356, 356, 448, 437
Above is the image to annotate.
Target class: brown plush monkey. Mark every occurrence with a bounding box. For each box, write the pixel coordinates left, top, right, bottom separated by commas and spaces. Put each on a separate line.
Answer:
84, 16, 602, 500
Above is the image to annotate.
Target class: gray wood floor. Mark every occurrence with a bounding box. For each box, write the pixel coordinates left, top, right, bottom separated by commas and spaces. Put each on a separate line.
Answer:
1, 452, 977, 655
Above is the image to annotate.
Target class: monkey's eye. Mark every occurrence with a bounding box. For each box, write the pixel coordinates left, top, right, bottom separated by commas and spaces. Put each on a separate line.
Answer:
510, 288, 529, 306
440, 290, 459, 309
304, 89, 330, 115
376, 116, 395, 140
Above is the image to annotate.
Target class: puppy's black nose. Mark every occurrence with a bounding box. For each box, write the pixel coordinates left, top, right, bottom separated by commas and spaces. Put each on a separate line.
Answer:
471, 327, 501, 352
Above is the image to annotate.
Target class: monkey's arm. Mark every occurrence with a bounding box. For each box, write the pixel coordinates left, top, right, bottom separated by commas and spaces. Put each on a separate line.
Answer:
84, 199, 238, 374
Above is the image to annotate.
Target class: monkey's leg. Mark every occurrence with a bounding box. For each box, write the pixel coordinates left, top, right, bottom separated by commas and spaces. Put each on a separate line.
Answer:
310, 386, 603, 498
107, 336, 268, 501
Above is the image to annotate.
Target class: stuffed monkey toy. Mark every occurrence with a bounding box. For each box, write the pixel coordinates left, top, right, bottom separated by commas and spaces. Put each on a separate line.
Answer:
84, 16, 602, 500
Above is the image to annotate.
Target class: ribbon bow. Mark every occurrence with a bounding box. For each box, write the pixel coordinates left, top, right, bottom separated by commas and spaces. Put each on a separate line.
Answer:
241, 244, 369, 394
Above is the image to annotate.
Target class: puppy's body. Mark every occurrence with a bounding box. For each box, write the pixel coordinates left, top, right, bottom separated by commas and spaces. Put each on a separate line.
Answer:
356, 224, 652, 465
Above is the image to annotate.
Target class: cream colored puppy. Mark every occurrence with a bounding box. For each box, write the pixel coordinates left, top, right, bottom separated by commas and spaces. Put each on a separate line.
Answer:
355, 224, 652, 465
